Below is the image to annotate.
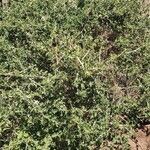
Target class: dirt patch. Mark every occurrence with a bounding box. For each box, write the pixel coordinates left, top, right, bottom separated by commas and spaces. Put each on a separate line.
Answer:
129, 125, 150, 150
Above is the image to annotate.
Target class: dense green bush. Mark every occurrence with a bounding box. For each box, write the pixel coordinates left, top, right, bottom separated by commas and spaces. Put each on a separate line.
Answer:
0, 0, 149, 149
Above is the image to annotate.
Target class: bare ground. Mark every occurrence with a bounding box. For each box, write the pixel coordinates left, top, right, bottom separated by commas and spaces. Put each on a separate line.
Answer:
129, 125, 150, 150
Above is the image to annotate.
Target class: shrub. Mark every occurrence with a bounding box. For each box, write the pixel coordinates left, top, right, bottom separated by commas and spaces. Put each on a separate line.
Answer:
0, 0, 149, 149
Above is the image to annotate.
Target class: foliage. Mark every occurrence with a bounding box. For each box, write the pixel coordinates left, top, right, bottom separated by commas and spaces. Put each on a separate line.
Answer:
0, 0, 149, 149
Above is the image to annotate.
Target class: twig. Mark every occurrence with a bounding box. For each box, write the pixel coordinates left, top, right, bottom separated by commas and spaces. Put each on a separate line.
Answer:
77, 57, 84, 69
82, 50, 90, 60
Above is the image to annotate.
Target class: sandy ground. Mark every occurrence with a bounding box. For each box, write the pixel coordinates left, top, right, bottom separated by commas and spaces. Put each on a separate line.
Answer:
129, 125, 150, 150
